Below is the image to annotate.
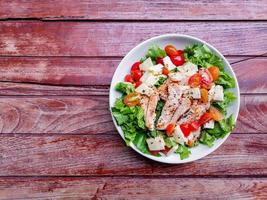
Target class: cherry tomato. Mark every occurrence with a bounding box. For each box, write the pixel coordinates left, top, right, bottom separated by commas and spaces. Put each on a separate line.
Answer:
208, 66, 220, 81
180, 124, 191, 137
170, 55, 185, 66
199, 112, 212, 125
200, 88, 209, 103
176, 50, 184, 55
123, 92, 140, 107
135, 81, 142, 88
209, 106, 224, 121
162, 67, 169, 76
166, 123, 175, 136
165, 45, 179, 56
156, 57, 164, 65
200, 69, 213, 84
124, 74, 134, 83
150, 150, 161, 156
189, 121, 200, 131
132, 70, 142, 81
188, 73, 202, 87
131, 61, 141, 72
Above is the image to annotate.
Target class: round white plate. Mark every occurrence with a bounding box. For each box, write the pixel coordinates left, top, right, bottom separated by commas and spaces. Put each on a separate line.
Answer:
109, 34, 240, 164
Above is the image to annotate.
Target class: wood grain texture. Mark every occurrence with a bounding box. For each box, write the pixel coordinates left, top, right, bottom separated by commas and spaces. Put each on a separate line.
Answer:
0, 177, 266, 200
0, 57, 266, 94
0, 95, 264, 134
0, 22, 267, 56
1, 0, 267, 20
0, 134, 266, 176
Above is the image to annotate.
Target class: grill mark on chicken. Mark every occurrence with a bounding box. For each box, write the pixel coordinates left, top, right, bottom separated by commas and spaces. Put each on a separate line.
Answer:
156, 83, 182, 130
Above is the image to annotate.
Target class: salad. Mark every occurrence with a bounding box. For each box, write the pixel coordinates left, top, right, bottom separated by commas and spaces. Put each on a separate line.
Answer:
112, 44, 236, 160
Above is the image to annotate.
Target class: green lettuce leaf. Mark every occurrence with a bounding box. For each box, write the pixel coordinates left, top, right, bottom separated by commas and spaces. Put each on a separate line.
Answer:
216, 71, 235, 89
164, 137, 177, 148
184, 44, 224, 69
115, 82, 135, 94
212, 91, 236, 114
176, 145, 191, 160
146, 45, 166, 61
200, 115, 235, 147
154, 76, 167, 88
133, 132, 150, 154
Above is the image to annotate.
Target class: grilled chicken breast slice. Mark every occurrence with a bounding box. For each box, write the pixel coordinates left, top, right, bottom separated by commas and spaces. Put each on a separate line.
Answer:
156, 83, 182, 130
146, 92, 160, 130
157, 79, 170, 101
177, 101, 210, 125
169, 97, 191, 124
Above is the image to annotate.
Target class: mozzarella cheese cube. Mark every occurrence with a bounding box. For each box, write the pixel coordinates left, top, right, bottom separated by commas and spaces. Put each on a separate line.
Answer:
140, 71, 151, 82
173, 126, 188, 145
145, 75, 159, 86
148, 64, 164, 75
180, 62, 198, 76
135, 83, 154, 96
213, 85, 224, 101
140, 57, 154, 71
208, 84, 215, 101
169, 72, 186, 82
189, 88, 201, 99
204, 120, 215, 129
163, 56, 176, 70
166, 145, 179, 156
146, 136, 165, 151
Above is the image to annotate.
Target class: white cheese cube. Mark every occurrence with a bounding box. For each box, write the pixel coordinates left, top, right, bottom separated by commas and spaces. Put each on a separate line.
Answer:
204, 120, 215, 129
148, 64, 164, 75
140, 57, 153, 71
169, 72, 186, 82
140, 71, 150, 82
135, 83, 154, 96
173, 126, 188, 145
163, 56, 176, 70
213, 85, 224, 101
208, 84, 215, 101
189, 88, 201, 99
180, 62, 198, 76
166, 145, 178, 156
146, 136, 165, 151
144, 75, 159, 86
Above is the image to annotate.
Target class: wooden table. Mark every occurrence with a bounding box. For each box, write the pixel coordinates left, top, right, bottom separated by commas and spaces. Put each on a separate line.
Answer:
0, 1, 266, 199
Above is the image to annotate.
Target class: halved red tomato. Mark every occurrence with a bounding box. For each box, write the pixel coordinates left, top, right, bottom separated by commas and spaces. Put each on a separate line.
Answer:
199, 112, 213, 125
132, 70, 142, 81
165, 45, 179, 56
180, 124, 191, 137
189, 121, 200, 131
170, 55, 185, 66
130, 61, 141, 72
166, 123, 175, 136
124, 74, 134, 83
188, 73, 202, 87
156, 57, 164, 65
135, 81, 142, 88
123, 92, 140, 107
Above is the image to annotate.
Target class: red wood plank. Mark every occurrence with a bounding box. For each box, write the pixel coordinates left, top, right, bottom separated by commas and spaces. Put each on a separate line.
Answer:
0, 22, 267, 56
0, 57, 266, 94
0, 177, 266, 199
1, 0, 267, 20
0, 134, 265, 176
0, 95, 264, 134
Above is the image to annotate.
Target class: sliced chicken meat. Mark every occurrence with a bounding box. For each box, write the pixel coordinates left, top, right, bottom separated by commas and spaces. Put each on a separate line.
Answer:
157, 79, 170, 101
156, 83, 182, 130
140, 92, 159, 131
169, 97, 191, 125
177, 100, 210, 125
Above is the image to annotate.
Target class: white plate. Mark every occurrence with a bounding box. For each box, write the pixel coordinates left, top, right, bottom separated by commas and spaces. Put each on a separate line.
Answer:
109, 34, 240, 164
